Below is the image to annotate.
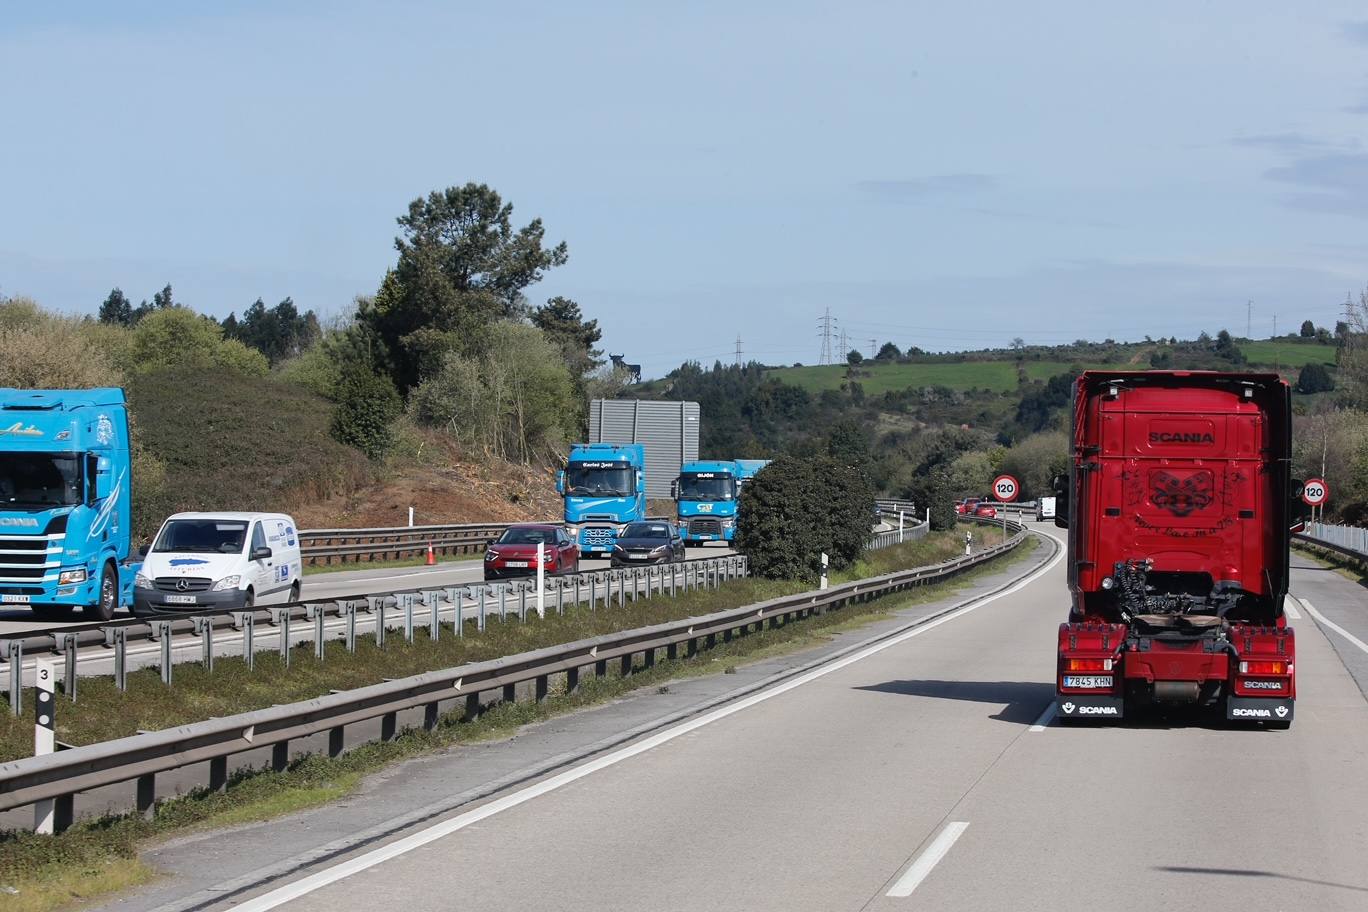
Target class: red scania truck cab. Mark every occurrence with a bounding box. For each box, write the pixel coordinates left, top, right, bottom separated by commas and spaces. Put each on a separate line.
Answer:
1054, 371, 1303, 727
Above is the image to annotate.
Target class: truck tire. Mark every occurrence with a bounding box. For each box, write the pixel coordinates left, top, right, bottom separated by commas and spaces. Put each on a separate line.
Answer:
88, 562, 117, 622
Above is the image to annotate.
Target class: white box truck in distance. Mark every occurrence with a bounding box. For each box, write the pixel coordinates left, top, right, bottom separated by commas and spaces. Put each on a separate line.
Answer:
1036, 496, 1056, 521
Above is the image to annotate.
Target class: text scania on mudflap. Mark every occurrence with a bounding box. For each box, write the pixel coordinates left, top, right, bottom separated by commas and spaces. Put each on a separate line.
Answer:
1052, 371, 1303, 727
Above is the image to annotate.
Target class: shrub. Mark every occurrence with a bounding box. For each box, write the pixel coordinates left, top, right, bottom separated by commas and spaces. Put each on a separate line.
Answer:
929, 470, 957, 531
1296, 362, 1334, 394
0, 315, 123, 389
128, 307, 269, 377
736, 456, 872, 581
331, 366, 403, 460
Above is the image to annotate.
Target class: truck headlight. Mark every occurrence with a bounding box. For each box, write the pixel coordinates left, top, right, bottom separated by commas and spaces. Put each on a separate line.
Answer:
565, 524, 580, 537
134, 572, 153, 589
58, 568, 88, 585
721, 518, 736, 528
211, 575, 242, 591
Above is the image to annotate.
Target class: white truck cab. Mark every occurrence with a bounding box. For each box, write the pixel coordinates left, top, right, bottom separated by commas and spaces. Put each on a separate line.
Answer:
134, 512, 302, 616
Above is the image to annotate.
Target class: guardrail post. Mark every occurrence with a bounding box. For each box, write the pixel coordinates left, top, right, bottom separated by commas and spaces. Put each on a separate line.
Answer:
342, 601, 357, 653
272, 740, 290, 772
618, 572, 626, 608
209, 756, 228, 792
103, 628, 126, 692
271, 608, 291, 666
136, 773, 155, 819
620, 653, 633, 677
328, 726, 344, 757
190, 617, 214, 673
306, 605, 325, 660
53, 632, 78, 702
502, 682, 516, 704
424, 701, 440, 730
478, 586, 488, 631
498, 585, 508, 622
401, 593, 415, 643
595, 657, 607, 677
234, 611, 255, 670
566, 665, 580, 693
519, 584, 528, 621
630, 569, 639, 603
424, 590, 439, 641
464, 692, 480, 721
381, 712, 397, 741
589, 575, 596, 611
152, 621, 174, 685
643, 646, 655, 669
373, 597, 387, 649
535, 674, 548, 702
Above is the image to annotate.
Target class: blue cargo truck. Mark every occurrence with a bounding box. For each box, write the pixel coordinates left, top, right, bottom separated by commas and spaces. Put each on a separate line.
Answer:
558, 443, 646, 556
674, 459, 741, 544
733, 459, 771, 488
0, 388, 134, 620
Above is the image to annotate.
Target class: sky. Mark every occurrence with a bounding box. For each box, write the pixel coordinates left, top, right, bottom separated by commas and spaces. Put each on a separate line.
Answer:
3, 1, 1367, 376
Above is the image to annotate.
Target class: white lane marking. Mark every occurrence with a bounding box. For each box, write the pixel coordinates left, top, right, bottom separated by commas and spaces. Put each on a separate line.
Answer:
1284, 597, 1302, 621
886, 821, 971, 898
230, 537, 1064, 912
1300, 599, 1368, 656
1028, 702, 1056, 732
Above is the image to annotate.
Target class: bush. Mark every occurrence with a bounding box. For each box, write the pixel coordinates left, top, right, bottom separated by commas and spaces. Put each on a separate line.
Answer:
929, 470, 957, 531
736, 456, 872, 581
129, 307, 268, 377
0, 313, 123, 389
1296, 362, 1335, 394
278, 344, 344, 399
331, 366, 403, 460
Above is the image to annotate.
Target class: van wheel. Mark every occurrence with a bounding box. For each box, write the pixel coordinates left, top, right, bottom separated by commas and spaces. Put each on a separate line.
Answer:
243, 589, 255, 609
88, 563, 117, 622
289, 581, 301, 603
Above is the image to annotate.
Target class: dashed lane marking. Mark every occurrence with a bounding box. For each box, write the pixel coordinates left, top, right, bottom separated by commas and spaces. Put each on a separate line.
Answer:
886, 821, 971, 898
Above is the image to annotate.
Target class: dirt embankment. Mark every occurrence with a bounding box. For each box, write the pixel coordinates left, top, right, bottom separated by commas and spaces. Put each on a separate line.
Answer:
290, 434, 563, 529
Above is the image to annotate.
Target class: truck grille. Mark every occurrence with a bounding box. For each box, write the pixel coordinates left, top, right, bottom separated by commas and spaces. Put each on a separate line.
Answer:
154, 577, 212, 592
688, 519, 722, 536
581, 528, 614, 549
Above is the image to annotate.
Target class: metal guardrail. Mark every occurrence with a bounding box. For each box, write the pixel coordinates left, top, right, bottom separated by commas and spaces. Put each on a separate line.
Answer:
1, 555, 748, 712
0, 520, 1029, 829
1298, 522, 1368, 559
298, 523, 514, 565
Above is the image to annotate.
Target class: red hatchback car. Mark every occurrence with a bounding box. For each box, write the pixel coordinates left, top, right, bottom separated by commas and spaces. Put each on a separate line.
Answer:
483, 524, 580, 581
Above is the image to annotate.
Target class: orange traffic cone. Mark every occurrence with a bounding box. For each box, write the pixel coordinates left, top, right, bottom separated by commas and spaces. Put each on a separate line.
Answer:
426, 541, 436, 566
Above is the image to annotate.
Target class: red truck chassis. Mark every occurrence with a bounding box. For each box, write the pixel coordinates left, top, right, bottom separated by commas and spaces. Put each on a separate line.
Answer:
1054, 372, 1300, 726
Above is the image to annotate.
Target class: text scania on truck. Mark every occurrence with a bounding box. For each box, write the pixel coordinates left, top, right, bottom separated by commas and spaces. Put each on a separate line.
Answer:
1053, 371, 1301, 727
0, 388, 135, 620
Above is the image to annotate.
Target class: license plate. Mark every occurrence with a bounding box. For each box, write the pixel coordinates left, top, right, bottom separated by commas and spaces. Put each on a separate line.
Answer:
163, 594, 198, 605
630, 551, 649, 558
1063, 675, 1113, 689
1, 594, 31, 604
505, 561, 529, 568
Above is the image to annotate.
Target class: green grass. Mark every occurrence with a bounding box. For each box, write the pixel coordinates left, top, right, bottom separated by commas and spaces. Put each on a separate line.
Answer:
768, 361, 1115, 395
0, 532, 1022, 912
1240, 339, 1337, 369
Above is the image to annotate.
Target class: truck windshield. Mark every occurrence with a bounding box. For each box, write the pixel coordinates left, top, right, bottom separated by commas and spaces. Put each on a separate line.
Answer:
565, 464, 634, 496
678, 473, 735, 501
0, 452, 82, 509
153, 520, 249, 554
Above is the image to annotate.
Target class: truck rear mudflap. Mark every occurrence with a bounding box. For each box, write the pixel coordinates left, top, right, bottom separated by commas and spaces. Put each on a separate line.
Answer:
1057, 695, 1125, 719
1056, 622, 1127, 721
1226, 697, 1294, 723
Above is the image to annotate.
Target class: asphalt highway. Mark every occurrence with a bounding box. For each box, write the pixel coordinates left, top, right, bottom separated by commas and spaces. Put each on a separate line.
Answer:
105, 526, 1368, 912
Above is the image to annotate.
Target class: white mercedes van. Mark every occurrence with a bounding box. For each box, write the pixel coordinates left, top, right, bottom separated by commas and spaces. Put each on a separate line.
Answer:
134, 512, 302, 615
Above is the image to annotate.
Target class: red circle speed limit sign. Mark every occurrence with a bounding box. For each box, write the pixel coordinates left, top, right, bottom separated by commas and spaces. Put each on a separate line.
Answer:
992, 474, 1020, 502
1302, 478, 1329, 506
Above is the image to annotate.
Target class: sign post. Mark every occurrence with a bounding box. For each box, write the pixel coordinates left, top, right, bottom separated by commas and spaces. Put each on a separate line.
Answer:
992, 474, 1020, 544
535, 542, 546, 618
34, 659, 56, 834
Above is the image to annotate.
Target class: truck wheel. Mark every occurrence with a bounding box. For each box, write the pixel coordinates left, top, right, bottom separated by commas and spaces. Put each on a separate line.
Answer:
88, 563, 118, 621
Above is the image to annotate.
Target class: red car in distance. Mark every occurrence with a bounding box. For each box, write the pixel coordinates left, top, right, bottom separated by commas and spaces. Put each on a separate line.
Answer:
955, 499, 998, 519
483, 524, 580, 581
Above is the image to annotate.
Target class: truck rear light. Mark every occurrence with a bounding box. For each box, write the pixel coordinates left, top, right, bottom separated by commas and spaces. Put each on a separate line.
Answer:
1240, 660, 1288, 675
1066, 658, 1113, 672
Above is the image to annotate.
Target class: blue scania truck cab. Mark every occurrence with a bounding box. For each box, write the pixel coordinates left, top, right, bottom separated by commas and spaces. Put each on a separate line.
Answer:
558, 443, 646, 557
0, 388, 134, 620
674, 459, 740, 544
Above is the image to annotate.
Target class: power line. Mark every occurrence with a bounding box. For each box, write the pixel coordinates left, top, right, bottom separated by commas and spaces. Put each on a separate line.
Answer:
869, 338, 877, 358
734, 334, 743, 367
816, 308, 836, 365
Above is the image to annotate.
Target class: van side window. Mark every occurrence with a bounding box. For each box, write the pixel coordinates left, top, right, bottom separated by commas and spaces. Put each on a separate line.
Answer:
250, 522, 267, 555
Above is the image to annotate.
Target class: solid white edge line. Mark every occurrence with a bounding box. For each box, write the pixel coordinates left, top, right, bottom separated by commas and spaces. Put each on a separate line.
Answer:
1299, 598, 1368, 656
886, 821, 971, 898
229, 536, 1064, 912
1283, 596, 1302, 621
1028, 701, 1056, 732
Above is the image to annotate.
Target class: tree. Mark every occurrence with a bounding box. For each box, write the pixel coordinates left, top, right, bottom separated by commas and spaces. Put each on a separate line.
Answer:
846, 349, 863, 365
330, 365, 402, 460
928, 469, 957, 531
129, 307, 269, 376
875, 341, 901, 361
735, 455, 870, 580
99, 288, 132, 326
224, 297, 320, 365
1296, 362, 1335, 394
1300, 320, 1316, 338
531, 296, 602, 379
358, 183, 569, 391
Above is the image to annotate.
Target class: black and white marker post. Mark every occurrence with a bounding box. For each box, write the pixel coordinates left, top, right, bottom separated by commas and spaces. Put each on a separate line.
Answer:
536, 542, 546, 618
34, 659, 56, 834
819, 552, 829, 591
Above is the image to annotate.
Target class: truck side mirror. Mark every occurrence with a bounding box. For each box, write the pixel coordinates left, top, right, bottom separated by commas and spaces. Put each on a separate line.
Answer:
556, 470, 565, 494
637, 472, 645, 495
671, 478, 679, 498
1051, 473, 1070, 529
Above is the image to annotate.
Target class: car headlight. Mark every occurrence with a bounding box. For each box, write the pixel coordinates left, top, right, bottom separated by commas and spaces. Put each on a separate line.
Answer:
484, 550, 498, 561
613, 544, 625, 552
134, 572, 153, 589
650, 545, 668, 554
211, 575, 241, 591
58, 568, 88, 585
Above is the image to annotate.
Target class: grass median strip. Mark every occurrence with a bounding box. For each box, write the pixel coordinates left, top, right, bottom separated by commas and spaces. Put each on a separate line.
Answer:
0, 532, 1030, 911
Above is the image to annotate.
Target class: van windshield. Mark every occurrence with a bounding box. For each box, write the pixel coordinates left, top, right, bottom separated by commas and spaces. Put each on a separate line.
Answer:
153, 520, 249, 554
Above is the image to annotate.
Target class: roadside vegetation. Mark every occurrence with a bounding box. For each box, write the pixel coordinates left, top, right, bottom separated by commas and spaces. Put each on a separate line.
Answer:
0, 532, 1032, 912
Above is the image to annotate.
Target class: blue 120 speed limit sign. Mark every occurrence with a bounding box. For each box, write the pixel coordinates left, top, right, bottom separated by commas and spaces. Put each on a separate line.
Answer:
992, 475, 1020, 503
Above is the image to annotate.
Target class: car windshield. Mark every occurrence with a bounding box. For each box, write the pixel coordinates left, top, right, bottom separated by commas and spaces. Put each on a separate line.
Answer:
677, 473, 736, 501
153, 520, 248, 554
621, 523, 670, 539
498, 528, 557, 545
565, 464, 634, 496
0, 452, 82, 509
